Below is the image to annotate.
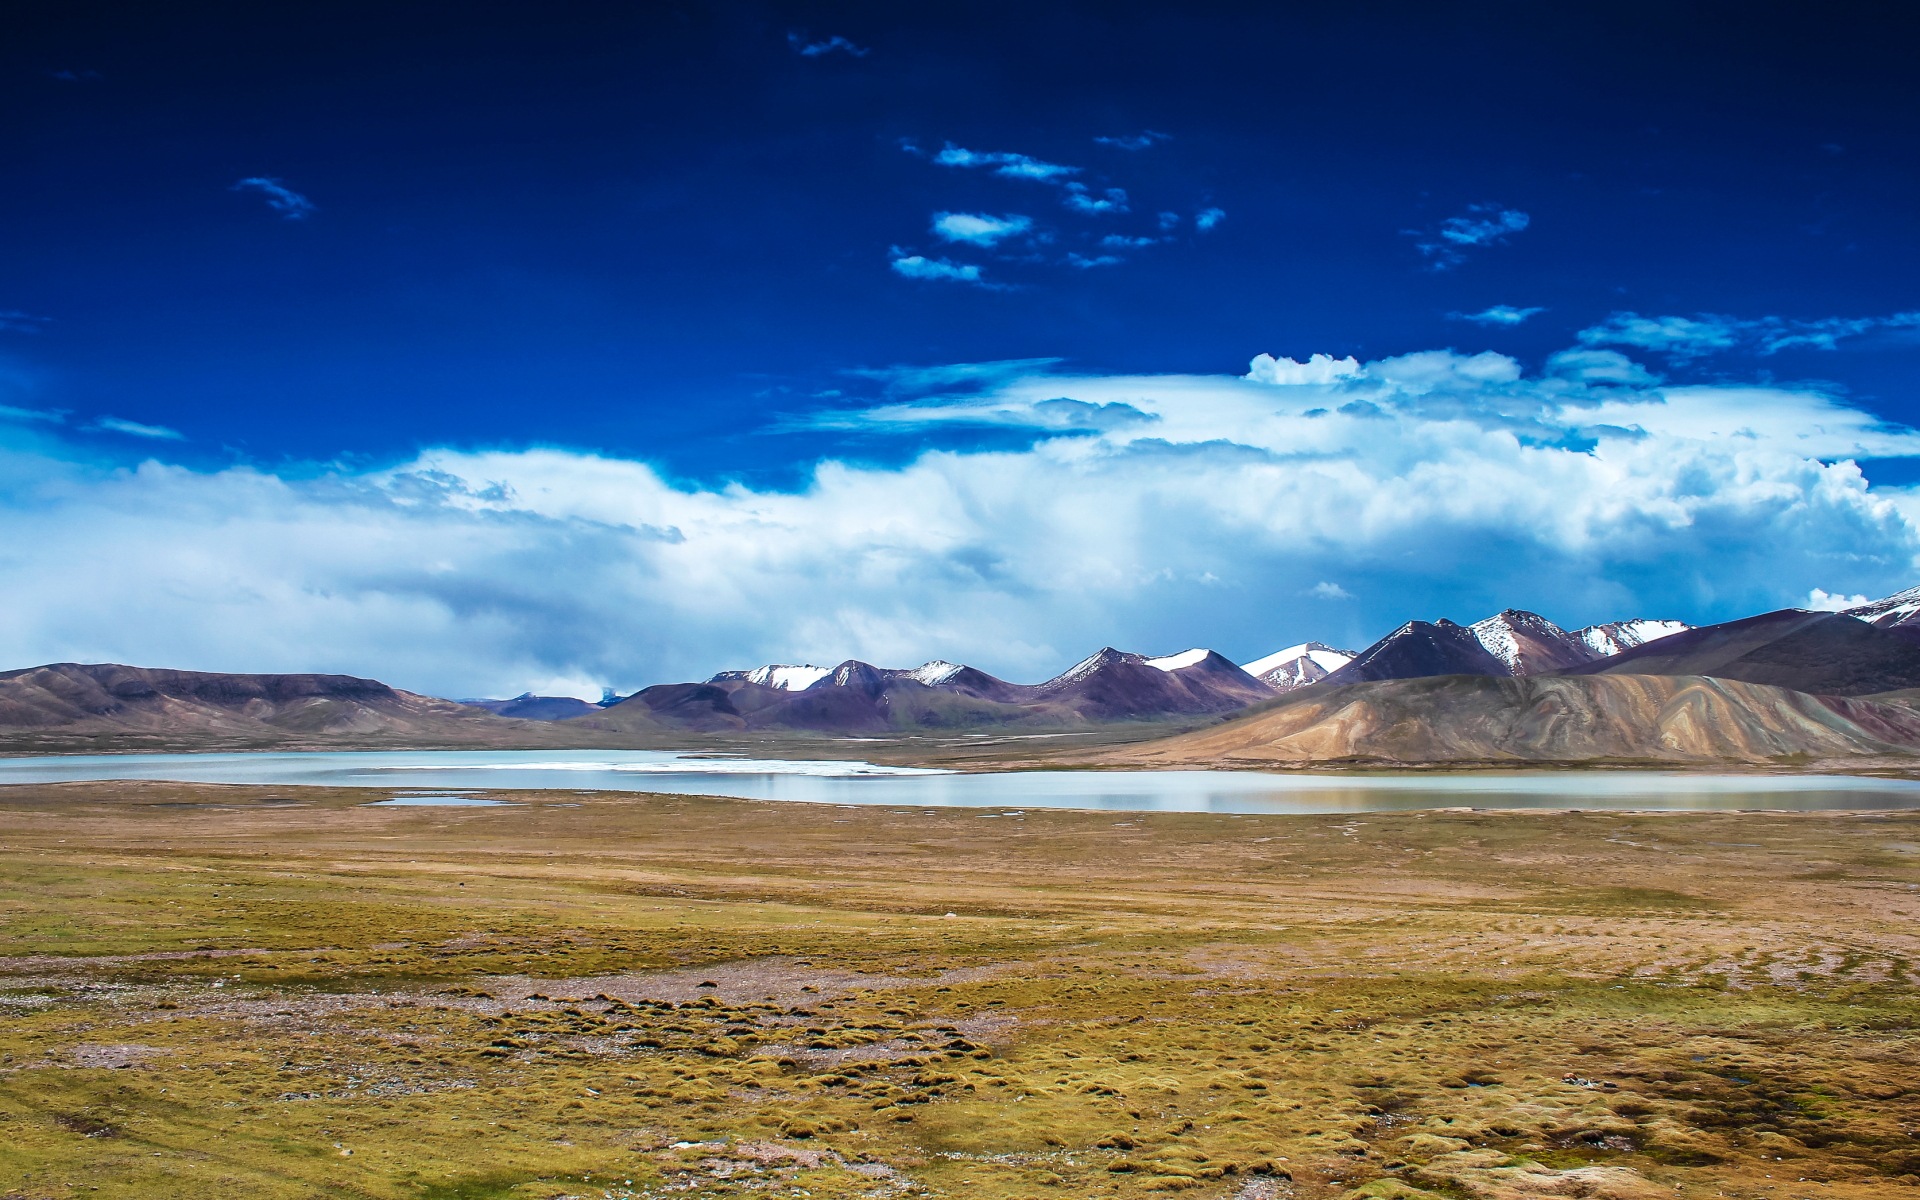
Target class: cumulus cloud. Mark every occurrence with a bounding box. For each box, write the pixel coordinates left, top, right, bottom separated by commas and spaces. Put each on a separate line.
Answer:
232, 177, 315, 220
788, 31, 869, 57
6, 347, 1918, 699
930, 143, 1079, 182
1805, 588, 1870, 612
1194, 207, 1226, 232
1094, 131, 1169, 151
1580, 309, 1920, 361
1414, 204, 1528, 268
931, 212, 1032, 247
1452, 305, 1544, 327
888, 252, 989, 286
1063, 184, 1128, 215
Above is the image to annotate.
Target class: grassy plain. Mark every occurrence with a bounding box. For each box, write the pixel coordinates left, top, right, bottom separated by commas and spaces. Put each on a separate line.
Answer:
0, 781, 1917, 1200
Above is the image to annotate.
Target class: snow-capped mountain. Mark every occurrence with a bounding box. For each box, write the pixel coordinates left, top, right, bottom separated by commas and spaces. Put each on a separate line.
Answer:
1323, 619, 1511, 685
1845, 585, 1920, 631
1469, 610, 1599, 675
1312, 609, 1694, 689
1571, 619, 1692, 657
707, 663, 832, 691
1240, 642, 1355, 691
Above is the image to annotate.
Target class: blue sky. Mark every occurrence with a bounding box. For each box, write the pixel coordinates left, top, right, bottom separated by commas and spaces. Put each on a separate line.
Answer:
4, 2, 1920, 696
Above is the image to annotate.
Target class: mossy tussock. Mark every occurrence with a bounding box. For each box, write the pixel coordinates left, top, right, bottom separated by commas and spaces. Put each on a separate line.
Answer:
0, 780, 1916, 1197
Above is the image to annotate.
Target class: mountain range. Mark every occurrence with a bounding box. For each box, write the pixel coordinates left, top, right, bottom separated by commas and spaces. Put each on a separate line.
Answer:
6, 587, 1920, 762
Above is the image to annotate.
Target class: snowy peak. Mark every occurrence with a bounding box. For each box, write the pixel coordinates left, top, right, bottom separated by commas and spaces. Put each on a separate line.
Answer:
1572, 619, 1691, 658
1240, 642, 1356, 691
1845, 585, 1920, 631
1468, 609, 1593, 676
908, 660, 965, 686
1042, 647, 1140, 689
707, 663, 832, 691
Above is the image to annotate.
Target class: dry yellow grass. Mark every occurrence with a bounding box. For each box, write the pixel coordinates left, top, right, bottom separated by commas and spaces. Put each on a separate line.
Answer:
0, 779, 1917, 1200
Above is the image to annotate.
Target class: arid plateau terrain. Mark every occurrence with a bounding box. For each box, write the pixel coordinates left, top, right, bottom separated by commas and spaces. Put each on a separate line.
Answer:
1, 780, 1917, 1200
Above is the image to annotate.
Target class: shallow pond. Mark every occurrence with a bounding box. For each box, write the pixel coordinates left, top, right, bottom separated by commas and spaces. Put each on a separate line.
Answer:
1, 750, 1917, 814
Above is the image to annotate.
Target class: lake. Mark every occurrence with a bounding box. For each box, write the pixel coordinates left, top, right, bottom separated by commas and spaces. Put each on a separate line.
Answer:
1, 750, 1917, 814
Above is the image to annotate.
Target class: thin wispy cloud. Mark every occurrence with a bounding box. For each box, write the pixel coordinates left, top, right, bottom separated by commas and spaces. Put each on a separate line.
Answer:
1451, 304, 1545, 326
889, 252, 991, 286
1577, 309, 1920, 361
0, 404, 63, 424
1101, 234, 1162, 249
1413, 203, 1528, 268
1195, 207, 1226, 232
49, 68, 102, 83
1158, 212, 1181, 231
787, 31, 869, 57
0, 311, 52, 334
233, 177, 316, 220
1064, 184, 1128, 215
1065, 253, 1123, 269
93, 416, 186, 441
930, 212, 1032, 247
928, 143, 1080, 182
1094, 131, 1169, 151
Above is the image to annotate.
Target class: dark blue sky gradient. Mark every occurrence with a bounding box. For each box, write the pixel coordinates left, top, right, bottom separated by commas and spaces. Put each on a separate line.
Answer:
6, 1, 1919, 486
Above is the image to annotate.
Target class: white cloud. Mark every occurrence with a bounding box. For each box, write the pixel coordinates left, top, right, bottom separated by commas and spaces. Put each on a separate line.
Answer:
1576, 312, 1742, 360
3, 350, 1918, 698
1452, 305, 1544, 327
93, 417, 186, 441
1064, 253, 1123, 269
232, 177, 315, 220
1415, 204, 1527, 268
1579, 309, 1920, 360
788, 32, 869, 57
1544, 348, 1660, 387
930, 212, 1032, 247
1195, 207, 1226, 231
888, 252, 989, 286
1806, 588, 1870, 612
1094, 131, 1169, 151
931, 143, 1079, 182
1308, 582, 1353, 600
1064, 184, 1128, 215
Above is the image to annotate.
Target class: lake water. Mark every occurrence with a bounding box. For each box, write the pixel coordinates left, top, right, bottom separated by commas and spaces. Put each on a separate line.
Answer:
1, 750, 1918, 814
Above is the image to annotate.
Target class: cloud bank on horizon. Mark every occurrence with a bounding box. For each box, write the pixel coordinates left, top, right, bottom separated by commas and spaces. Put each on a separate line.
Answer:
1, 345, 1914, 700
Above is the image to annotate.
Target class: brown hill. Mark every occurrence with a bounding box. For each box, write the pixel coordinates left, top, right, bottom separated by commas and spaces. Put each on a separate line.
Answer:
1108, 673, 1920, 767
0, 662, 546, 751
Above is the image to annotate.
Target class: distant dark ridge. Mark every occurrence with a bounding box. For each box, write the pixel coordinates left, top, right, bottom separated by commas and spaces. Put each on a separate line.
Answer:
1562, 609, 1920, 697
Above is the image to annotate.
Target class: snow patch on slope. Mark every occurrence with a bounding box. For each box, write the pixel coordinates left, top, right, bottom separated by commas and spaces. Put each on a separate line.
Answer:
908, 660, 965, 686
1573, 620, 1689, 658
1240, 642, 1355, 691
1845, 584, 1920, 629
743, 664, 832, 690
1144, 648, 1211, 672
